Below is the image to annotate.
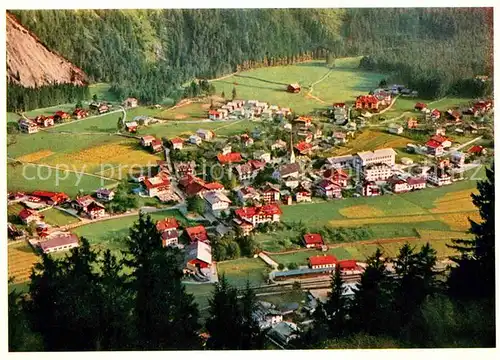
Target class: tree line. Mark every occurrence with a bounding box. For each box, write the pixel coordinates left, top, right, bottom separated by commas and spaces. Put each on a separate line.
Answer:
8, 164, 494, 350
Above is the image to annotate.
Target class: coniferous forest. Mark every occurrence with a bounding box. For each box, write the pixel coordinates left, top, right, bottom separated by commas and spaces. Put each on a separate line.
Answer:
9, 165, 495, 350
8, 8, 493, 109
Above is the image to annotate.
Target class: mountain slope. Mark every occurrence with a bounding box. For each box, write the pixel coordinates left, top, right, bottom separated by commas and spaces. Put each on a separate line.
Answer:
6, 12, 87, 88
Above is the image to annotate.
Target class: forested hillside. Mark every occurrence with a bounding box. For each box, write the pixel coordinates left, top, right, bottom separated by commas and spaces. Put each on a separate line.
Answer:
8, 8, 493, 105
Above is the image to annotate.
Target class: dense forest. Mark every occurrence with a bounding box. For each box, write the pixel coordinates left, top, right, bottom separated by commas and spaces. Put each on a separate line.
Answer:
8, 8, 492, 108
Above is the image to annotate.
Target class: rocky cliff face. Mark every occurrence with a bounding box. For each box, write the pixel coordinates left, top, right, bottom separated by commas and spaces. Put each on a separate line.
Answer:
6, 12, 87, 88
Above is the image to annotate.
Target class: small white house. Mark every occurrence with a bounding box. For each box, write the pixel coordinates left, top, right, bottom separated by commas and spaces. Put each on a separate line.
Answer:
189, 134, 202, 145
204, 192, 231, 213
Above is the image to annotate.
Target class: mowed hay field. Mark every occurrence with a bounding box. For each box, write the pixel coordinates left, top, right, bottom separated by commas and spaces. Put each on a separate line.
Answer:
332, 130, 412, 156
157, 102, 210, 120
212, 58, 386, 114
8, 242, 39, 284
217, 258, 269, 287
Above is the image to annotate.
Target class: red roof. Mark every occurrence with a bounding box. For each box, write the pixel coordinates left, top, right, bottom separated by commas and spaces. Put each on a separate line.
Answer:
333, 103, 345, 108
55, 111, 69, 117
171, 137, 184, 144
209, 110, 220, 115
151, 139, 163, 147
235, 204, 282, 219
185, 225, 209, 243
414, 102, 427, 109
204, 182, 224, 191
31, 191, 69, 203
407, 177, 426, 185
156, 218, 179, 231
217, 152, 243, 164
468, 145, 485, 154
431, 109, 441, 117
40, 234, 79, 252
309, 254, 337, 267
87, 202, 105, 212
303, 233, 324, 246
430, 134, 449, 144
19, 208, 42, 221
295, 141, 313, 153
356, 95, 379, 104
425, 140, 443, 149
323, 168, 349, 181
295, 116, 312, 123
337, 259, 357, 270
318, 179, 342, 190
143, 176, 170, 190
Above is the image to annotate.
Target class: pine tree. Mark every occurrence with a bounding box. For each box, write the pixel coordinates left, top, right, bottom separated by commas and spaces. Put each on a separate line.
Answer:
239, 281, 264, 349
232, 86, 237, 100
325, 266, 349, 336
447, 164, 495, 299
221, 91, 225, 99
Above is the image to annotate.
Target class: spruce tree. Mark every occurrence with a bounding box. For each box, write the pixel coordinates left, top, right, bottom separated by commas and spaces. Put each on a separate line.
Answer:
239, 281, 264, 349
325, 266, 349, 336
232, 86, 237, 100
447, 164, 495, 299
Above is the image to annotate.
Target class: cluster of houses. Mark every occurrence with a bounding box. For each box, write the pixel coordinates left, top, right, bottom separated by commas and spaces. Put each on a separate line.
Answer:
207, 99, 292, 122
17, 108, 90, 134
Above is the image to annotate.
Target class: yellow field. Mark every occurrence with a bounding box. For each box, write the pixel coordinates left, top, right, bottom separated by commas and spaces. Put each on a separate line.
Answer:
339, 205, 385, 218
416, 229, 474, 241
329, 214, 436, 227
8, 242, 39, 284
43, 140, 161, 173
430, 188, 478, 213
17, 149, 54, 162
439, 211, 481, 231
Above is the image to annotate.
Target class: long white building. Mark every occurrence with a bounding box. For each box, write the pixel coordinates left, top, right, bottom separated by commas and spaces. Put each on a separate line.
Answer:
354, 148, 396, 170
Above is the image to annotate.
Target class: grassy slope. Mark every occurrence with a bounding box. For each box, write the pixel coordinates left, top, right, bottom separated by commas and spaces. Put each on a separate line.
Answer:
40, 208, 80, 226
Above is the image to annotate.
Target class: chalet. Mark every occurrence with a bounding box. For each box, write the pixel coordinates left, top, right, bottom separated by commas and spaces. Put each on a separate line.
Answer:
125, 121, 138, 133
295, 116, 312, 128
185, 241, 212, 271
39, 233, 79, 254
295, 141, 313, 156
355, 95, 379, 110
323, 168, 350, 188
234, 204, 282, 227
140, 135, 156, 147
156, 217, 179, 232
280, 190, 293, 205
73, 108, 88, 119
468, 145, 487, 156
54, 111, 71, 122
253, 302, 284, 330
260, 183, 281, 204
18, 119, 38, 134
72, 195, 106, 219
19, 208, 44, 224
435, 127, 446, 136
387, 176, 411, 193
337, 259, 358, 272
209, 109, 228, 120
362, 163, 393, 182
253, 150, 271, 163
309, 254, 337, 269
388, 124, 404, 134
333, 103, 346, 109
407, 118, 418, 129
427, 166, 452, 186
431, 109, 441, 120
156, 217, 179, 247
407, 177, 427, 190
180, 175, 224, 197
326, 155, 355, 168
294, 187, 312, 203
362, 181, 381, 197
473, 100, 493, 114
287, 83, 301, 93
95, 188, 115, 201
315, 179, 342, 199
426, 135, 451, 156
204, 191, 231, 213
446, 109, 461, 122
333, 132, 347, 145
98, 104, 110, 114
143, 176, 171, 197
185, 225, 209, 244
175, 161, 196, 177
271, 139, 287, 151
170, 137, 184, 150
217, 152, 243, 164
31, 191, 69, 205
234, 160, 265, 181
34, 115, 54, 127
196, 129, 214, 141
273, 163, 300, 180
303, 233, 324, 249
189, 134, 202, 145
414, 103, 427, 111
237, 186, 261, 204
150, 139, 163, 153
123, 97, 138, 108
284, 177, 299, 189
373, 90, 392, 106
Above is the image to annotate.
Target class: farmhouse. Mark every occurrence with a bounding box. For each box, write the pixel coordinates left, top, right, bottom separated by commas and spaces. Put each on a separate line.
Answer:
295, 116, 312, 128
175, 161, 196, 177
196, 129, 214, 141
294, 186, 312, 203
156, 217, 179, 247
303, 233, 324, 249
150, 138, 163, 153
72, 195, 106, 219
446, 109, 461, 122
407, 118, 418, 129
125, 121, 138, 133
323, 168, 350, 188
31, 191, 69, 205
309, 254, 337, 269
236, 186, 261, 203
234, 204, 282, 227
140, 135, 156, 147
170, 137, 184, 150
143, 176, 171, 197
354, 148, 396, 169
204, 191, 231, 213
273, 163, 300, 180
18, 118, 38, 134
271, 139, 287, 151
73, 108, 88, 119
185, 225, 209, 244
98, 103, 110, 114
431, 109, 441, 120
468, 145, 487, 156
95, 188, 115, 201
179, 175, 224, 197
39, 233, 79, 254
287, 83, 301, 93
315, 179, 342, 199
355, 95, 379, 110
414, 103, 427, 111
426, 135, 451, 157
209, 109, 228, 120
234, 160, 265, 181
295, 141, 313, 155
54, 111, 71, 122
185, 241, 212, 272
427, 166, 452, 186
18, 208, 44, 224
123, 97, 138, 108
33, 115, 55, 127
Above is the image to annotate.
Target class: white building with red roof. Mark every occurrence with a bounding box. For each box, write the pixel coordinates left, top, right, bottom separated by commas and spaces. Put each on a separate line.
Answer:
185, 225, 209, 243
303, 233, 324, 249
156, 217, 179, 247
315, 179, 342, 199
234, 204, 282, 227
309, 254, 337, 269
18, 208, 44, 224
39, 233, 79, 254
204, 192, 231, 213
72, 195, 106, 219
143, 176, 171, 197
170, 137, 184, 150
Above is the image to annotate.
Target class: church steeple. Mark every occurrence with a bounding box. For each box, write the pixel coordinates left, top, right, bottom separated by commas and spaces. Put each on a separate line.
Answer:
290, 132, 295, 164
